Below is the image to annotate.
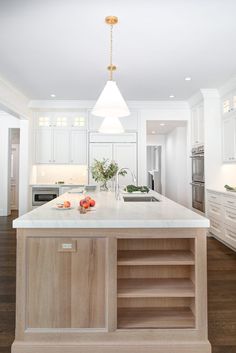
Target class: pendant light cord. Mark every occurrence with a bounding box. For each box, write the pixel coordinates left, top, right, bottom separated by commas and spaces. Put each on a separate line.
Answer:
109, 24, 113, 80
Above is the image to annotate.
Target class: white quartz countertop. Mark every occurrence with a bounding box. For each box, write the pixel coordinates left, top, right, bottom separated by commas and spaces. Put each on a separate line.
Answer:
13, 190, 210, 229
207, 188, 236, 197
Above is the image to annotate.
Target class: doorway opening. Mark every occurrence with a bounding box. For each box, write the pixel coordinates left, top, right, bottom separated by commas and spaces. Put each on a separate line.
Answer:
146, 120, 189, 207
9, 128, 20, 213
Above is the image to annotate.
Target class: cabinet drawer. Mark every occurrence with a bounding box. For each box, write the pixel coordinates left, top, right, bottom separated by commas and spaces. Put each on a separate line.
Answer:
209, 218, 223, 238
224, 206, 236, 227
222, 195, 236, 208
207, 192, 221, 205
224, 224, 236, 249
207, 202, 222, 220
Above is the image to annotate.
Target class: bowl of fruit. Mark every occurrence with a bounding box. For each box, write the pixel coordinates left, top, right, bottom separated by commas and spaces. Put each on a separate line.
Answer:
79, 196, 96, 213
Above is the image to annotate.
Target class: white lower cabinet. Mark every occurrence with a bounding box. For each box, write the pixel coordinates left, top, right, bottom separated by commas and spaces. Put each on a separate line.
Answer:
207, 190, 236, 250
35, 128, 87, 165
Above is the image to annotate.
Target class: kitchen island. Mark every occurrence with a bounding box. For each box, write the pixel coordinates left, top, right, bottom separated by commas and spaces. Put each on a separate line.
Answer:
12, 190, 211, 353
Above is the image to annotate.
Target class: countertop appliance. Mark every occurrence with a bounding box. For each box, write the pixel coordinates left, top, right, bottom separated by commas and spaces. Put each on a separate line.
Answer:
32, 186, 60, 207
190, 145, 205, 213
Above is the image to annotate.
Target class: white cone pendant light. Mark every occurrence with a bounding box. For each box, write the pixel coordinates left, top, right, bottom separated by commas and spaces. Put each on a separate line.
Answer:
91, 16, 130, 133
92, 80, 130, 119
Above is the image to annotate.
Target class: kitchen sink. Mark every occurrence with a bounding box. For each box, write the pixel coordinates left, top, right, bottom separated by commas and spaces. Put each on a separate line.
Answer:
123, 196, 160, 202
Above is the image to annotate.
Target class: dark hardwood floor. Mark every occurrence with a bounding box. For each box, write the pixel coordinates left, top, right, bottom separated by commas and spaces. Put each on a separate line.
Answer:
0, 213, 236, 353
0, 212, 16, 353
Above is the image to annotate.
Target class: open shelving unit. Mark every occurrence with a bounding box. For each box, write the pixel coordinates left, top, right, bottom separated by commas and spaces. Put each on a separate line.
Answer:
117, 238, 195, 329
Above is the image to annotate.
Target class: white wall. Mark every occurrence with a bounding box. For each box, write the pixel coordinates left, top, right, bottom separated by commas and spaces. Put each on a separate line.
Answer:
31, 165, 88, 185
165, 126, 188, 206
0, 112, 29, 216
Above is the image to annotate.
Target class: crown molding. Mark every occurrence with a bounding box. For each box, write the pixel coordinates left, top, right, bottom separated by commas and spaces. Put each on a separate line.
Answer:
218, 76, 236, 97
28, 99, 189, 111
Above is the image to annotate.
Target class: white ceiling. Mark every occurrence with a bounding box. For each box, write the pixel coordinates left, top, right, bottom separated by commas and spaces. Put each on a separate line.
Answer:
0, 0, 236, 100
147, 120, 187, 135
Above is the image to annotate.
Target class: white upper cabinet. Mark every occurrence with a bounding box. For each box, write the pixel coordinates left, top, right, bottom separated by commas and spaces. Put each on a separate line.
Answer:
222, 92, 236, 117
35, 129, 53, 163
89, 143, 113, 166
191, 103, 204, 146
53, 129, 70, 164
89, 110, 138, 131
34, 111, 88, 165
222, 117, 236, 162
70, 131, 87, 165
35, 111, 87, 129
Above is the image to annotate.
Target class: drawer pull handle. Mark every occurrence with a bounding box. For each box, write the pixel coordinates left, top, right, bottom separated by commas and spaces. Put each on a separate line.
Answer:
212, 208, 219, 212
228, 214, 236, 220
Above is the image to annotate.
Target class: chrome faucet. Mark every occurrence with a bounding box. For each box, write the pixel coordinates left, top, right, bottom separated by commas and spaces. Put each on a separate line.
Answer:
115, 168, 137, 200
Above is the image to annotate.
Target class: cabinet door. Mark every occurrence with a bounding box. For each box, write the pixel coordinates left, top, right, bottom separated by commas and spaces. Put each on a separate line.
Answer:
27, 237, 106, 329
70, 130, 87, 164
191, 107, 199, 145
89, 143, 113, 183
35, 129, 53, 163
35, 112, 54, 128
222, 118, 236, 162
53, 129, 70, 163
198, 104, 204, 144
113, 143, 137, 186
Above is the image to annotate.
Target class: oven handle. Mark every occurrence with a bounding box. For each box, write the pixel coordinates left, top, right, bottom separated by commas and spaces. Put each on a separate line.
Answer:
190, 155, 204, 158
190, 182, 205, 187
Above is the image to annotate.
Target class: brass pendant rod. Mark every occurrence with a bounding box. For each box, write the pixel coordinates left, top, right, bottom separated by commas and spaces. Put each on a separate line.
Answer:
109, 24, 113, 80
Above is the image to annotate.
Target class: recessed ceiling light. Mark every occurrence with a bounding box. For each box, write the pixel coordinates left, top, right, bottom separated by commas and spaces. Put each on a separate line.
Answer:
169, 95, 175, 98
151, 130, 156, 134
50, 94, 56, 98
185, 77, 191, 81
160, 123, 165, 126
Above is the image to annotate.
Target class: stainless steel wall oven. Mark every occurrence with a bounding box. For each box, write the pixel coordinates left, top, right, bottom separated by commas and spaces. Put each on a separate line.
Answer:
190, 146, 205, 213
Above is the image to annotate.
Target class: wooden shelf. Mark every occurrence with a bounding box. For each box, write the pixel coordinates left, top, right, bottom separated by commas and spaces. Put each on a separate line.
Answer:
117, 250, 195, 266
117, 307, 195, 329
117, 278, 195, 298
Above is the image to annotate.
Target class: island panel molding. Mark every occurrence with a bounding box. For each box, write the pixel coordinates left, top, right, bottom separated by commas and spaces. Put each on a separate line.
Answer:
12, 227, 211, 353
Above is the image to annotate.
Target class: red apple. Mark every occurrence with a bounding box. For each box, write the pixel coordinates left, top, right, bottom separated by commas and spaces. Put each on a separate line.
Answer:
82, 201, 90, 209
89, 199, 96, 207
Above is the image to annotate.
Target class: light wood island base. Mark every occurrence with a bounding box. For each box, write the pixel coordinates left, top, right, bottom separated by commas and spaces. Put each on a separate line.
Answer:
12, 228, 211, 353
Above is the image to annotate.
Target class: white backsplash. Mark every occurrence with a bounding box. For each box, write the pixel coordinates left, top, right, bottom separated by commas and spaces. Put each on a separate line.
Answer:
31, 165, 88, 185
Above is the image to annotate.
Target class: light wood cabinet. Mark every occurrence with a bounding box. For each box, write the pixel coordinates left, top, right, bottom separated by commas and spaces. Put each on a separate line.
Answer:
222, 116, 236, 162
14, 228, 210, 353
27, 237, 106, 328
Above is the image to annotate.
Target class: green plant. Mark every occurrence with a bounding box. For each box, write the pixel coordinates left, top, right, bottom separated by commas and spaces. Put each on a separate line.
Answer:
91, 159, 126, 190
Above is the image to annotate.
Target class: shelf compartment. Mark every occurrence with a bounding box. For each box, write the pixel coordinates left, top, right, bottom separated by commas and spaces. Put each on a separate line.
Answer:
117, 250, 194, 266
117, 307, 195, 329
117, 278, 195, 298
